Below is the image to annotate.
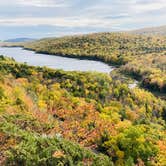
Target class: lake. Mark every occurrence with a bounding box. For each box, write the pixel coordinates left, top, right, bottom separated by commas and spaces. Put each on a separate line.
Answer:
0, 47, 114, 73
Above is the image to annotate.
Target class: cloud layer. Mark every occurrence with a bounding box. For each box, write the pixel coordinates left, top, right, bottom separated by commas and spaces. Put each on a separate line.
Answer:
0, 0, 165, 39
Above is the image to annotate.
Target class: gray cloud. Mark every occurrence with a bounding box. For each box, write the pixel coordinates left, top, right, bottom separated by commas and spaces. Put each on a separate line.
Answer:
0, 0, 165, 39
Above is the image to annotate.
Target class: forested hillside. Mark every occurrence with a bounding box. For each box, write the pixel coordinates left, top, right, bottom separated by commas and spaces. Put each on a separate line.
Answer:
22, 33, 166, 65
18, 32, 166, 93
0, 56, 166, 165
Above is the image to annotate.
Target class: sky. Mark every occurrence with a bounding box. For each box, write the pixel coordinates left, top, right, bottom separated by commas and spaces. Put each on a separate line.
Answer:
0, 0, 166, 40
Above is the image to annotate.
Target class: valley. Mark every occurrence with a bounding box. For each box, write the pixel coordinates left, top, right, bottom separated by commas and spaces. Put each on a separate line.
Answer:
0, 55, 166, 165
1, 0, 166, 165
0, 27, 166, 166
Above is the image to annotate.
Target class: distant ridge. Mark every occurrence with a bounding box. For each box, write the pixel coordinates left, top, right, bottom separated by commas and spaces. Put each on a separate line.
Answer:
5, 38, 35, 43
129, 25, 166, 36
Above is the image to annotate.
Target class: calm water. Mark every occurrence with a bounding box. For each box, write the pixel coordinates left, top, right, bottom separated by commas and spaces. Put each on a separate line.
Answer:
0, 47, 114, 73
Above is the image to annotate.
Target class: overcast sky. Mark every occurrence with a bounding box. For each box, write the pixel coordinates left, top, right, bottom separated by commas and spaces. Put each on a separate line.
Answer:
0, 0, 166, 40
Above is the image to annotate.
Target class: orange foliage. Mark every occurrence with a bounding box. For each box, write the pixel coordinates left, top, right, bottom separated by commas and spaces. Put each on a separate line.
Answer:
52, 102, 115, 147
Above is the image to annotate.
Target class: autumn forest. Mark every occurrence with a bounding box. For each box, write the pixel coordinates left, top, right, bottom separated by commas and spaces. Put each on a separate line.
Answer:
0, 30, 166, 166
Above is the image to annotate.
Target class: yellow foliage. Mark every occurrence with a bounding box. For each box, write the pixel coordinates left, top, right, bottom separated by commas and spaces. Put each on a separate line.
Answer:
116, 150, 124, 159
52, 151, 65, 158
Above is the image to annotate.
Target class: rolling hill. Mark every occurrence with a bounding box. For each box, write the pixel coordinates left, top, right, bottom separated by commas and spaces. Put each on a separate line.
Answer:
0, 56, 166, 165
19, 32, 166, 93
0, 29, 166, 165
129, 25, 166, 36
4, 38, 35, 43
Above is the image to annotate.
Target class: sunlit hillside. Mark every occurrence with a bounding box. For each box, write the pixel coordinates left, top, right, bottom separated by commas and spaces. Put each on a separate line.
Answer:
0, 56, 166, 165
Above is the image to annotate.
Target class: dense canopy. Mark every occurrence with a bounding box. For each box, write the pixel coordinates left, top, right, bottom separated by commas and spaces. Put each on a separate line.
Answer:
0, 56, 166, 165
